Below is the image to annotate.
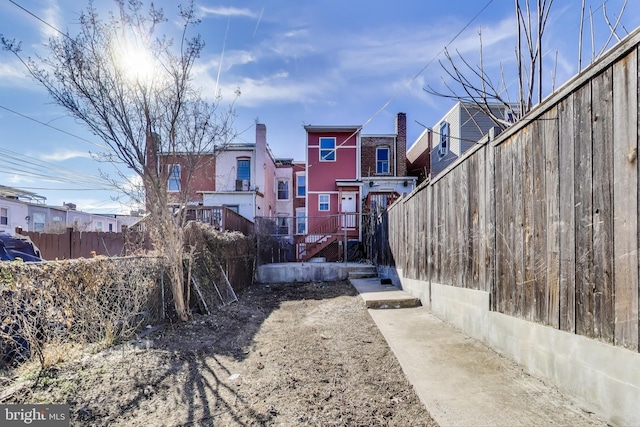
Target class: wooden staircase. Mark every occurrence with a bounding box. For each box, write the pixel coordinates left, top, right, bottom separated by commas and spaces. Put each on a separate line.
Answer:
298, 215, 345, 262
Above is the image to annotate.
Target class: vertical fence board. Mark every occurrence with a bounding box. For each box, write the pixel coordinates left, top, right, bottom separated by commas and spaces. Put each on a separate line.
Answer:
523, 126, 536, 321
575, 83, 595, 338
512, 133, 525, 318
431, 185, 439, 284
459, 162, 470, 288
592, 67, 615, 343
544, 107, 561, 329
476, 148, 485, 291
470, 153, 481, 289
532, 116, 548, 324
613, 49, 639, 351
559, 95, 577, 332
494, 144, 504, 313
487, 141, 497, 302
445, 176, 454, 284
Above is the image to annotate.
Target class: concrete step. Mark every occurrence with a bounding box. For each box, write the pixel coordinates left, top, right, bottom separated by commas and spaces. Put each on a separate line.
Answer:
350, 277, 422, 309
364, 295, 422, 309
347, 265, 378, 279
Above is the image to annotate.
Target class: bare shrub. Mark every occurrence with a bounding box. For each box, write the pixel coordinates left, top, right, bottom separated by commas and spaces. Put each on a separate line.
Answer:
183, 222, 256, 310
0, 257, 163, 371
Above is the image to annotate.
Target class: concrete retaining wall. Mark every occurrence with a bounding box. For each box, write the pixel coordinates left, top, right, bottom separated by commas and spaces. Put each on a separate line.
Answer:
388, 267, 640, 427
255, 262, 349, 283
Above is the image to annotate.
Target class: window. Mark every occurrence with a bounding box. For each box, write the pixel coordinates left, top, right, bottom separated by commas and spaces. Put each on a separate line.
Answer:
109, 223, 113, 232
319, 194, 330, 211
0, 208, 8, 226
376, 147, 389, 174
224, 205, 239, 214
277, 180, 289, 200
168, 164, 181, 191
296, 210, 306, 234
33, 212, 46, 232
277, 217, 289, 235
439, 121, 450, 156
320, 137, 336, 161
95, 221, 103, 232
237, 159, 251, 181
296, 174, 306, 197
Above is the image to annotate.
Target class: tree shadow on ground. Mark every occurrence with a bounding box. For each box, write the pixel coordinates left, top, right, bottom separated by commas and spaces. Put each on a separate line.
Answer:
68, 280, 360, 426
165, 280, 359, 426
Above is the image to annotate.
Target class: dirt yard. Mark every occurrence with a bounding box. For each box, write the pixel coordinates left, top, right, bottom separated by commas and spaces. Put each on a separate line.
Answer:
2, 280, 437, 426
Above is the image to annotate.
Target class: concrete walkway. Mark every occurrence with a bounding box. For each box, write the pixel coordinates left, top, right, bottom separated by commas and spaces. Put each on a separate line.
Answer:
350, 277, 607, 427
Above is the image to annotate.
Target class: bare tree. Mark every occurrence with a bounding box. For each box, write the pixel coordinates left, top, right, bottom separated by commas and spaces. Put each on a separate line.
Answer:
426, 1, 554, 129
427, 0, 632, 129
2, 0, 236, 321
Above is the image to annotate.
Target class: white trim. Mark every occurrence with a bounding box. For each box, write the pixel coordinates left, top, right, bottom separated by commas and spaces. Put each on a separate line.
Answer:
307, 190, 340, 195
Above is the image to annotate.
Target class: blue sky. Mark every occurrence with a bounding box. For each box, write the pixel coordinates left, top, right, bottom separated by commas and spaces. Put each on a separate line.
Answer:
1, 0, 638, 213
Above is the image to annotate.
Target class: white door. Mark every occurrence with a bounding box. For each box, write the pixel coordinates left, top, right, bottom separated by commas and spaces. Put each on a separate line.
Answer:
341, 192, 357, 228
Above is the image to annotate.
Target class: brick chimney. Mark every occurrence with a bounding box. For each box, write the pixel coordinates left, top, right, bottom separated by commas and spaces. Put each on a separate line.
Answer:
256, 123, 267, 151
396, 112, 407, 176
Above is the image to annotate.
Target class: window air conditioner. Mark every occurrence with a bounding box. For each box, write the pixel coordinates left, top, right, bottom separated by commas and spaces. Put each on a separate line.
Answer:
236, 179, 250, 191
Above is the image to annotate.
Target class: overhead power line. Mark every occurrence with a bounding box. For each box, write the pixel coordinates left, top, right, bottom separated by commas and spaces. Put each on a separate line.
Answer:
0, 105, 108, 150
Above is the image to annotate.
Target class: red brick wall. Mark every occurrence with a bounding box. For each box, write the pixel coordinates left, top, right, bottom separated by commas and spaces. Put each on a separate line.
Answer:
360, 112, 407, 178
361, 136, 395, 177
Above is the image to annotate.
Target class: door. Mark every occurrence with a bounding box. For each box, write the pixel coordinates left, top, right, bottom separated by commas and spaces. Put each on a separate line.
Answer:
341, 192, 357, 228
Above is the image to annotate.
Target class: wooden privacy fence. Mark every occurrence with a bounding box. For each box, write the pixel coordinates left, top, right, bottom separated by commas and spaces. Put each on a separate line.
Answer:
16, 227, 148, 260
384, 27, 640, 352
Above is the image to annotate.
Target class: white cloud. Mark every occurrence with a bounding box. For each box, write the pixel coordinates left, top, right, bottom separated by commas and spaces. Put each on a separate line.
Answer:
39, 150, 91, 162
0, 62, 28, 85
216, 73, 330, 108
199, 6, 256, 18
39, 0, 62, 41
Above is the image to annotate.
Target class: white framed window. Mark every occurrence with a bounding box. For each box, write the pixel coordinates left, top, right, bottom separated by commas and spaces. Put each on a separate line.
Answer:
319, 137, 336, 161
33, 212, 46, 232
237, 158, 251, 181
296, 209, 306, 234
0, 207, 8, 226
277, 180, 289, 200
439, 121, 450, 156
168, 164, 181, 192
296, 174, 306, 197
319, 194, 330, 211
95, 221, 103, 232
376, 147, 389, 174
277, 216, 289, 235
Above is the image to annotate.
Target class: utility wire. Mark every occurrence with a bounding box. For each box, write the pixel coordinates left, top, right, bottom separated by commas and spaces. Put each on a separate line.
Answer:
0, 105, 108, 150
8, 0, 68, 40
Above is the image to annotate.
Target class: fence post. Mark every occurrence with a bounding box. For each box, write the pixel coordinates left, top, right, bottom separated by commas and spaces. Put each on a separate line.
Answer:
344, 217, 347, 263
